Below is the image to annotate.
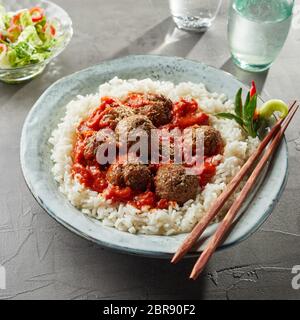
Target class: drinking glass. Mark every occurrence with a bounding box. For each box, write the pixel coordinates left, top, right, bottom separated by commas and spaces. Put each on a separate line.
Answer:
228, 0, 294, 72
169, 0, 223, 32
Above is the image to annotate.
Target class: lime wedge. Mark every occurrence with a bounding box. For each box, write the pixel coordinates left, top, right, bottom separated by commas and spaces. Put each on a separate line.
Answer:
259, 99, 288, 119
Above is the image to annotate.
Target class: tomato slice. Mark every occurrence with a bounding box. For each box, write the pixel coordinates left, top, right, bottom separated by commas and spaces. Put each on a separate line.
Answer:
29, 7, 45, 22
0, 43, 7, 52
42, 23, 56, 37
0, 44, 7, 60
49, 24, 56, 36
7, 25, 22, 42
11, 12, 22, 26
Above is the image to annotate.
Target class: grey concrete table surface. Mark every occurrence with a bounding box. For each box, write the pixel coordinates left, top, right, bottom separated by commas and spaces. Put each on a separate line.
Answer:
0, 0, 300, 300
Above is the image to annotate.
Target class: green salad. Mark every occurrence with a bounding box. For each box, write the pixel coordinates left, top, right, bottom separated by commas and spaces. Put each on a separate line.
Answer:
0, 5, 60, 68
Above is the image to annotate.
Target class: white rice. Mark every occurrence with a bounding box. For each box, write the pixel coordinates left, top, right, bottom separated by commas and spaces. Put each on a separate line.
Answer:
49, 77, 259, 235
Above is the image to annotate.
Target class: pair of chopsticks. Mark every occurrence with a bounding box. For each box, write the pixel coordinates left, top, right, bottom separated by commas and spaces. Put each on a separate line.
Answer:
172, 100, 299, 280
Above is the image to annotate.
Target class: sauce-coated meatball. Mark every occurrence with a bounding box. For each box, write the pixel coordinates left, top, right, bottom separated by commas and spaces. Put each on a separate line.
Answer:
106, 163, 125, 187
115, 115, 155, 147
192, 125, 223, 157
101, 105, 134, 129
107, 163, 152, 192
155, 164, 198, 205
123, 164, 152, 191
125, 93, 173, 127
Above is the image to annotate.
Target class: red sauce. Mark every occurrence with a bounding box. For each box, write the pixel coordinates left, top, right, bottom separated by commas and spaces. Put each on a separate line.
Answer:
72, 163, 108, 193
123, 92, 154, 109
105, 185, 133, 202
171, 98, 209, 129
198, 159, 217, 188
129, 191, 156, 209
156, 198, 171, 209
105, 187, 172, 210
71, 94, 219, 210
85, 96, 121, 130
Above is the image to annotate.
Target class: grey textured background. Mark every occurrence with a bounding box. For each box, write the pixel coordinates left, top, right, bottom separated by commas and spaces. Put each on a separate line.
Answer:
0, 0, 300, 300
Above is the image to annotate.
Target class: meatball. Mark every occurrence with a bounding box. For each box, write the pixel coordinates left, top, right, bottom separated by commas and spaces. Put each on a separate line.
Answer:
100, 105, 134, 129
115, 115, 155, 147
106, 163, 125, 187
125, 93, 173, 127
83, 134, 98, 160
155, 164, 198, 205
192, 125, 223, 157
83, 130, 115, 161
123, 163, 152, 191
107, 162, 152, 192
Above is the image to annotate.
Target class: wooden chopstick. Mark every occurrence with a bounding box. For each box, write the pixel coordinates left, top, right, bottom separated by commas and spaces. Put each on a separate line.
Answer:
171, 100, 297, 264
189, 102, 299, 280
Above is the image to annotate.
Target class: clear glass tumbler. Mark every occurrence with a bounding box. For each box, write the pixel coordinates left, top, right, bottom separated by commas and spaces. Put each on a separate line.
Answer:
228, 0, 294, 72
169, 0, 223, 32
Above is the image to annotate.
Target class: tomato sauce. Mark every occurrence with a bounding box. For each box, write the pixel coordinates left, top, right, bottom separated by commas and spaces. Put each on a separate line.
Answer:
198, 159, 217, 188
170, 98, 209, 129
71, 94, 219, 210
72, 163, 108, 193
123, 92, 158, 109
84, 96, 122, 131
104, 187, 172, 210
105, 185, 133, 202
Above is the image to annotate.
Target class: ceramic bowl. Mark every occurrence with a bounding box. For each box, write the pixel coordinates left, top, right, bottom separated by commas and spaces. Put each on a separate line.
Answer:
20, 55, 288, 258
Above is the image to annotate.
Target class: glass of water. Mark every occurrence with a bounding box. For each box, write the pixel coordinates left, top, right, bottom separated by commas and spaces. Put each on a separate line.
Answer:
228, 0, 294, 72
169, 0, 223, 32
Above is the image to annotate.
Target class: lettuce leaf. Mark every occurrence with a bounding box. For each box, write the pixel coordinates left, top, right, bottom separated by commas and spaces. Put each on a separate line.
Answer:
17, 25, 43, 46
0, 5, 7, 30
8, 42, 34, 67
19, 10, 34, 28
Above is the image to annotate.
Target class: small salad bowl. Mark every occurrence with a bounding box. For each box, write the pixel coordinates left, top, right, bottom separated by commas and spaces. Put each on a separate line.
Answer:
0, 0, 73, 84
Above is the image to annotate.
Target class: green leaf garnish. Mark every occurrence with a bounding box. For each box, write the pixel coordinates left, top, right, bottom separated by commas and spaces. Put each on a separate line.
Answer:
216, 87, 259, 137
216, 84, 288, 138
244, 93, 257, 138
234, 88, 243, 117
243, 92, 250, 120
216, 113, 245, 128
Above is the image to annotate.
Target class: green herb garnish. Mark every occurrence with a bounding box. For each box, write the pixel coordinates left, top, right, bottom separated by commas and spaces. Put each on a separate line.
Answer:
216, 81, 288, 138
